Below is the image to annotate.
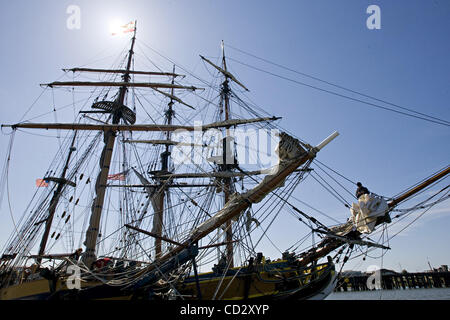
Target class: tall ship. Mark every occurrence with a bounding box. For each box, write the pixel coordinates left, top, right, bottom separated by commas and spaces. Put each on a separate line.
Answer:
0, 22, 448, 300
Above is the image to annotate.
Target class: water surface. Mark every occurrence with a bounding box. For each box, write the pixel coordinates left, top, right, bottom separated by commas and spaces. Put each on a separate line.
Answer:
326, 288, 450, 300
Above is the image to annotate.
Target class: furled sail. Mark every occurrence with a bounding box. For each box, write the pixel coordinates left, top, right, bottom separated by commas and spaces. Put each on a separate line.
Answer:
350, 194, 388, 233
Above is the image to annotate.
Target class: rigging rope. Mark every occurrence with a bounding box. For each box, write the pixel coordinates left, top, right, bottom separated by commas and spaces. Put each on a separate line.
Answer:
309, 170, 351, 208
225, 43, 450, 126
225, 56, 450, 127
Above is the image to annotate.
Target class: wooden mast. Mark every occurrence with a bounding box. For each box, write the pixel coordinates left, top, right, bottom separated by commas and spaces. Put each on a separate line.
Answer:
37, 132, 77, 263
81, 21, 137, 268
153, 66, 177, 259
221, 41, 234, 268
200, 42, 251, 268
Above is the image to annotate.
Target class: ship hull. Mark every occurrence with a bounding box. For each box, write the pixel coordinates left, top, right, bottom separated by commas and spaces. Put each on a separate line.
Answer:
0, 261, 335, 301
0, 278, 107, 300
177, 261, 335, 300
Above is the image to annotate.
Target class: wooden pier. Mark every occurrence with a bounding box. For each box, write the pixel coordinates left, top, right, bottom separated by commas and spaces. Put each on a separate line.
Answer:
335, 270, 450, 292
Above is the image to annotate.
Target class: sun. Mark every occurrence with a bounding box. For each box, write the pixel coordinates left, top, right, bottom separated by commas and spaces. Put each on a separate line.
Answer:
109, 19, 125, 36
109, 19, 135, 36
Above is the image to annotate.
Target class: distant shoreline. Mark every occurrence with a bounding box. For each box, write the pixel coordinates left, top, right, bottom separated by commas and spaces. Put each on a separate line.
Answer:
327, 287, 450, 300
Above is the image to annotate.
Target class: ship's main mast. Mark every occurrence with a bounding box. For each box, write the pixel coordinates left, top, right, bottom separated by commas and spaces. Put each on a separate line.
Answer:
82, 22, 138, 267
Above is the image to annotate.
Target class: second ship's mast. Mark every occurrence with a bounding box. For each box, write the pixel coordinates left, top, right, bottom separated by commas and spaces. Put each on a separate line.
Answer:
221, 44, 235, 268
201, 42, 250, 268
153, 66, 177, 259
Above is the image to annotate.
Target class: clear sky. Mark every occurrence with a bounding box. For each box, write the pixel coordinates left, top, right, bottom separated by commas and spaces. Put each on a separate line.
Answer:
0, 0, 449, 273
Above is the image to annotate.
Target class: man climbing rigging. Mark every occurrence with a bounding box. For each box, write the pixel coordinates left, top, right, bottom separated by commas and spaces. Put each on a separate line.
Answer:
355, 182, 370, 199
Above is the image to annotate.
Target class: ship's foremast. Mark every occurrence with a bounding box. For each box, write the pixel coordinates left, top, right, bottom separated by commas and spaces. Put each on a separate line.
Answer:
37, 132, 77, 263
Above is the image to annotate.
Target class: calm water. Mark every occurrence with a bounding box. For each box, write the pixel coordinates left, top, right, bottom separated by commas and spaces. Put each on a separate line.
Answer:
326, 288, 450, 300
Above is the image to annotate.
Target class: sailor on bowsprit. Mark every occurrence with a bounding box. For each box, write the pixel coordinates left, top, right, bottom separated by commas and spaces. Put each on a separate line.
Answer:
355, 182, 370, 199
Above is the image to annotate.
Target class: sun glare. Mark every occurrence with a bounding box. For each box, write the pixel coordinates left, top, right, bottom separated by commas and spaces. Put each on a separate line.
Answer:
109, 19, 125, 36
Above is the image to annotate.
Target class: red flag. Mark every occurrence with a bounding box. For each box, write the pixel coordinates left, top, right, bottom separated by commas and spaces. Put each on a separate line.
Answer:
111, 21, 135, 36
36, 179, 49, 187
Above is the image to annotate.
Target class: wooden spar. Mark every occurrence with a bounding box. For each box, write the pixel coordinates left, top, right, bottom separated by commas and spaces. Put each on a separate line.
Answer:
124, 224, 238, 250
202, 116, 280, 128
29, 253, 74, 260
200, 53, 249, 92
42, 81, 201, 91
3, 117, 281, 132
43, 177, 76, 187
388, 166, 450, 208
123, 139, 205, 147
314, 231, 390, 250
4, 123, 192, 131
198, 240, 239, 250
125, 224, 183, 247
151, 170, 273, 179
107, 184, 215, 188
148, 168, 312, 179
150, 87, 195, 109
63, 67, 184, 78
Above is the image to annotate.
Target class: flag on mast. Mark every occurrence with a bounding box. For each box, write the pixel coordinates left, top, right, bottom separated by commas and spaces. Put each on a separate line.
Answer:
111, 21, 135, 36
36, 179, 49, 187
